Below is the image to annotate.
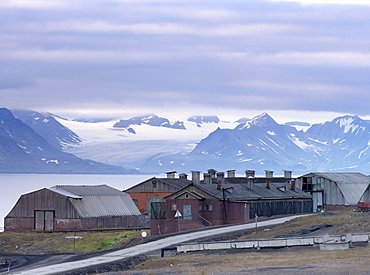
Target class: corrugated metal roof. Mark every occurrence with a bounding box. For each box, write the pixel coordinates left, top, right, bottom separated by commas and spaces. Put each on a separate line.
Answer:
53, 185, 124, 196
70, 194, 141, 218
311, 173, 370, 205
48, 186, 82, 199
49, 185, 141, 217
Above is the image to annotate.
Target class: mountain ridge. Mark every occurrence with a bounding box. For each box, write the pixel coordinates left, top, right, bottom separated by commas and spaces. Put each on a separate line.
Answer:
9, 108, 370, 175
0, 108, 138, 174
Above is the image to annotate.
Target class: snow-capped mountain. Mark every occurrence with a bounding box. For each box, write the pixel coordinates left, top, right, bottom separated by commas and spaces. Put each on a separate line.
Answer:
10, 108, 370, 175
45, 114, 238, 171
12, 109, 81, 150
113, 114, 186, 134
187, 115, 220, 127
140, 113, 370, 174
0, 108, 136, 174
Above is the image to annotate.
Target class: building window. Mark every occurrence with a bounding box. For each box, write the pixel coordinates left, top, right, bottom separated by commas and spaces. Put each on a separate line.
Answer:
171, 203, 177, 211
302, 177, 313, 191
204, 204, 213, 212
133, 199, 138, 205
152, 180, 157, 189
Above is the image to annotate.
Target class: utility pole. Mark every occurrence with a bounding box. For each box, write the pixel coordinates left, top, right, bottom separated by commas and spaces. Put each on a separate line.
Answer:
255, 214, 258, 233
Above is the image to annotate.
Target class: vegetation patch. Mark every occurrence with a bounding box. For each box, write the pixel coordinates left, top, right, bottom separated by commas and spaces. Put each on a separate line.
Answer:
0, 230, 148, 255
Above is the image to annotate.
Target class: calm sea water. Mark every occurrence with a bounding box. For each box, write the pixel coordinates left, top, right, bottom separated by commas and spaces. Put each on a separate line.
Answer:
0, 173, 156, 230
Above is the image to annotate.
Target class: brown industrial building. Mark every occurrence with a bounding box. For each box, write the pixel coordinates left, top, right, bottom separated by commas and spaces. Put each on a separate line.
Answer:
151, 170, 313, 235
124, 171, 191, 214
4, 185, 145, 231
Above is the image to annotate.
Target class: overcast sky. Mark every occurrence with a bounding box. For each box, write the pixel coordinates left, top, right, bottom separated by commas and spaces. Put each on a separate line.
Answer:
1, 0, 370, 124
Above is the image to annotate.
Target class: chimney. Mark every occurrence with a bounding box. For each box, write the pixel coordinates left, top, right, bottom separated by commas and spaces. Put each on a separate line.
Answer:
265, 170, 274, 178
247, 176, 254, 190
179, 173, 188, 179
166, 171, 176, 178
203, 173, 212, 184
192, 171, 200, 185
266, 179, 270, 189
227, 170, 236, 178
284, 170, 292, 178
245, 170, 255, 178
208, 169, 217, 178
291, 180, 296, 191
217, 172, 225, 190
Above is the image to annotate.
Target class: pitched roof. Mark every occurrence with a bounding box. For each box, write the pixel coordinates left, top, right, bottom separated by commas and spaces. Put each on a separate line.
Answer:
159, 178, 192, 189
49, 185, 141, 218
207, 177, 292, 185
167, 181, 311, 201
308, 173, 370, 205
124, 177, 191, 192
50, 185, 124, 196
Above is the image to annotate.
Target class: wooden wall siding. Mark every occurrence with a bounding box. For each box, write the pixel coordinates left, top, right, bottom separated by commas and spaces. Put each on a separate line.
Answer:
6, 189, 80, 219
176, 192, 200, 200
324, 179, 345, 205
360, 186, 370, 202
126, 178, 180, 193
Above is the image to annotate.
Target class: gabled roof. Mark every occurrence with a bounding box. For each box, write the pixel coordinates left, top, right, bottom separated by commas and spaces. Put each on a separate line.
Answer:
124, 176, 191, 192
166, 182, 311, 201
159, 178, 192, 189
50, 185, 124, 196
304, 172, 370, 205
49, 185, 141, 218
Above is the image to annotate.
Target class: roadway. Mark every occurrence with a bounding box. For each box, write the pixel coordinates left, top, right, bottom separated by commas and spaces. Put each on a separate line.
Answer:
12, 214, 309, 275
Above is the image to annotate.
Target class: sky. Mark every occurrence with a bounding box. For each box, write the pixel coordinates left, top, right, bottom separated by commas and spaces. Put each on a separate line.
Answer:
1, 0, 370, 124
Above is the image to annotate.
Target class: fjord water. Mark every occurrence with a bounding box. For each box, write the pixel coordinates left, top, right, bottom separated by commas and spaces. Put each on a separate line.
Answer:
0, 174, 153, 230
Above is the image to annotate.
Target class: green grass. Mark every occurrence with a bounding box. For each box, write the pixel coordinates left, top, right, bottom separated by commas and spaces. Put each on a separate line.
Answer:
0, 230, 149, 254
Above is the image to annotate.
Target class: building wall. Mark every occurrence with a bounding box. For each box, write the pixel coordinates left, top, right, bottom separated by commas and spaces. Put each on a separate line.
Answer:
360, 186, 370, 203
6, 189, 80, 219
5, 216, 146, 231
151, 198, 249, 235
5, 188, 146, 231
151, 219, 204, 235
296, 174, 346, 211
128, 192, 173, 213
126, 178, 181, 193
4, 217, 34, 231
324, 205, 353, 211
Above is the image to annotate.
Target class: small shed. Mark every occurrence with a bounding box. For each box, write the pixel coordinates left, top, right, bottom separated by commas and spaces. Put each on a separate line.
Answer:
4, 185, 145, 231
296, 172, 370, 211
124, 171, 191, 214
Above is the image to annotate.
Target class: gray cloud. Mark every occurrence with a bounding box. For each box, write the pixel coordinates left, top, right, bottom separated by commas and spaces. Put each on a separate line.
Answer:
1, 0, 370, 120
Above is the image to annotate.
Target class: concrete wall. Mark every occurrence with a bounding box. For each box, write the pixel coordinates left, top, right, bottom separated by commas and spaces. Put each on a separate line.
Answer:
177, 233, 370, 253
